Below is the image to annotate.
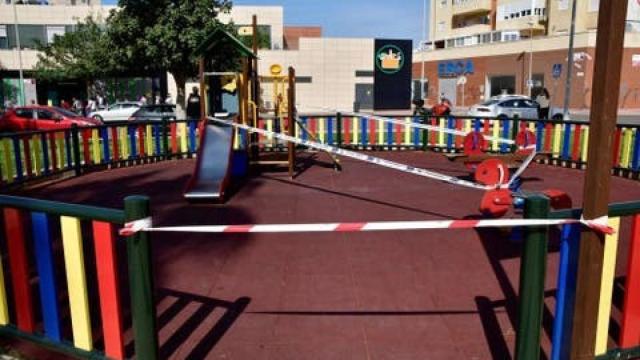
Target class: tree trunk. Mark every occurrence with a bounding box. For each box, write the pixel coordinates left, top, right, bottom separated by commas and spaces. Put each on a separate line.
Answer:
172, 71, 187, 120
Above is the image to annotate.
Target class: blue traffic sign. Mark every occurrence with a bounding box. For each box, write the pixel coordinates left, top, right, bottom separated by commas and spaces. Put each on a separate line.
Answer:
552, 64, 563, 79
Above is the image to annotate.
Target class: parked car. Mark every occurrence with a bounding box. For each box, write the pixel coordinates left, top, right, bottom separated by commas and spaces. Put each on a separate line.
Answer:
128, 104, 176, 122
89, 101, 140, 122
468, 94, 540, 120
0, 106, 102, 132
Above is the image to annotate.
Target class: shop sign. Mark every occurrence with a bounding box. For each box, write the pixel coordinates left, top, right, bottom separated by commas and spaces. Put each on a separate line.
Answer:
438, 60, 474, 78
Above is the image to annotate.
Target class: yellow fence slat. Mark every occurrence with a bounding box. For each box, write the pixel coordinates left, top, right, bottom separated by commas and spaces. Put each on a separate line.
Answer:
464, 119, 472, 134
266, 119, 274, 142
352, 117, 359, 145
582, 127, 590, 162
404, 117, 411, 145
552, 124, 562, 156
438, 118, 445, 147
146, 125, 153, 155
60, 216, 93, 351
32, 135, 41, 176
378, 118, 384, 145
621, 128, 633, 168
492, 121, 499, 151
0, 252, 9, 325
91, 129, 101, 164
319, 117, 326, 143
594, 217, 621, 355
179, 123, 188, 153
2, 139, 13, 183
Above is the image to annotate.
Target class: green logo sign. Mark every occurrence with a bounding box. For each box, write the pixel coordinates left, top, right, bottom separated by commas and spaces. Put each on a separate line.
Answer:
376, 45, 404, 75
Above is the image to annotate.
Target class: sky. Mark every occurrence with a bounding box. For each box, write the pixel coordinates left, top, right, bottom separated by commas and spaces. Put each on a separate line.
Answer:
102, 0, 430, 46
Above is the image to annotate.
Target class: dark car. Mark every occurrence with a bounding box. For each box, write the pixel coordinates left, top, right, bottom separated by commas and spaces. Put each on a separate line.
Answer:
128, 104, 176, 122
0, 105, 102, 132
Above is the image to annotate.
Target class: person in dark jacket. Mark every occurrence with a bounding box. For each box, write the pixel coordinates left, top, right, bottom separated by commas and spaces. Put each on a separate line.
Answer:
186, 87, 201, 120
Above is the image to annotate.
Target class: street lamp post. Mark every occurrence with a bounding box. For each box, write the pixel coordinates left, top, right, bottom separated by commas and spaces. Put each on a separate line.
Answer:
420, 0, 427, 101
528, 0, 535, 97
563, 0, 578, 120
12, 0, 25, 106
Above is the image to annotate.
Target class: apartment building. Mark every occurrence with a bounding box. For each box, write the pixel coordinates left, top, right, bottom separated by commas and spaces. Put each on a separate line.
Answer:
416, 0, 640, 110
0, 2, 284, 106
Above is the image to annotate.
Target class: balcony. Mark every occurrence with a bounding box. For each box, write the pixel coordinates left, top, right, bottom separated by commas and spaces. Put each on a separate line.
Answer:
450, 24, 492, 38
496, 15, 546, 34
452, 0, 492, 16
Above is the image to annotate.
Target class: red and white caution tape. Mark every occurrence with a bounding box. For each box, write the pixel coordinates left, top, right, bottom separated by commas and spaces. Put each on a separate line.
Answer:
210, 117, 497, 191
119, 216, 614, 236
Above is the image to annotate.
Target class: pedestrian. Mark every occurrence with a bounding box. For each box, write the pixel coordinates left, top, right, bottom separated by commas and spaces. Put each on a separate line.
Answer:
61, 99, 71, 110
72, 97, 83, 115
86, 97, 97, 115
96, 94, 105, 109
535, 88, 550, 119
138, 94, 147, 106
186, 87, 201, 120
432, 94, 451, 117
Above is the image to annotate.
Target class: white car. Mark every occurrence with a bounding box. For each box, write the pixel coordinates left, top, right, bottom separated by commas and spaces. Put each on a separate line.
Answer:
468, 95, 540, 120
89, 102, 140, 122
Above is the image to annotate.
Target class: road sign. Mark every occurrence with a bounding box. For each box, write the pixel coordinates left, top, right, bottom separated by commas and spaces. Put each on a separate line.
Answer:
552, 64, 563, 79
457, 75, 467, 85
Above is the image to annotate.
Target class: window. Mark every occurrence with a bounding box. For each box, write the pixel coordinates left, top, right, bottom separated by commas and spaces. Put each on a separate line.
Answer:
36, 110, 55, 120
0, 25, 7, 49
46, 26, 65, 44
15, 109, 33, 119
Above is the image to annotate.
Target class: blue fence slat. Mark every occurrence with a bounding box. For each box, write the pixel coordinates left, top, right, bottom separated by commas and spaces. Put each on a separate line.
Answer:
562, 123, 572, 160
413, 117, 421, 147
500, 121, 510, 153
632, 129, 640, 171
301, 117, 308, 141
188, 121, 197, 153
154, 124, 161, 154
446, 117, 454, 151
41, 133, 50, 175
387, 121, 393, 148
474, 118, 482, 133
536, 121, 544, 151
64, 131, 73, 168
12, 136, 23, 181
31, 212, 62, 342
551, 224, 581, 360
327, 117, 334, 145
361, 117, 368, 147
129, 126, 137, 158
101, 127, 110, 163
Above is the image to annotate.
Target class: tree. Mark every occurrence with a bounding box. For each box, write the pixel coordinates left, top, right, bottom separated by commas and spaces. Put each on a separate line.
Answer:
108, 0, 238, 118
35, 16, 118, 83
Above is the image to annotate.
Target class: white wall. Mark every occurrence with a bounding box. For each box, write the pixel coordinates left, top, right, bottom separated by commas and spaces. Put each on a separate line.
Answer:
218, 6, 284, 50
258, 37, 374, 113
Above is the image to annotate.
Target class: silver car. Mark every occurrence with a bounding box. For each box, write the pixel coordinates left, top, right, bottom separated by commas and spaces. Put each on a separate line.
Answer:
89, 102, 141, 122
468, 95, 540, 120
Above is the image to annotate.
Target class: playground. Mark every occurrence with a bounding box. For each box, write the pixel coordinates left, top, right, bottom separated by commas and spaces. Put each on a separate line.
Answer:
3, 151, 638, 359
0, 6, 640, 359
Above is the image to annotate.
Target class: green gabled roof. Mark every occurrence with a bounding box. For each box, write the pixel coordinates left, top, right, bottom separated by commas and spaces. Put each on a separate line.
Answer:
195, 28, 257, 59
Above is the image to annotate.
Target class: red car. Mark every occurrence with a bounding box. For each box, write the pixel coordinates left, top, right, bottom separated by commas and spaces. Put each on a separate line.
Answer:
0, 106, 102, 132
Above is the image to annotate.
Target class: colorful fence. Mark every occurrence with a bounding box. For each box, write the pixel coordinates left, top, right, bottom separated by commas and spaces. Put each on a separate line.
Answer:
2, 115, 640, 187
276, 115, 640, 178
518, 198, 640, 359
0, 195, 157, 359
0, 120, 199, 187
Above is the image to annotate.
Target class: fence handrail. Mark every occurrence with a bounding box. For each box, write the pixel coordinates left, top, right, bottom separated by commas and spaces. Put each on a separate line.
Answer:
0, 195, 125, 224
549, 200, 640, 219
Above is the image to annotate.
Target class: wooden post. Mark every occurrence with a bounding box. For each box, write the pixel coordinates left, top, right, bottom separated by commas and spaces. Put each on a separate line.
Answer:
570, 1, 628, 359
198, 58, 206, 121
288, 67, 296, 179
241, 58, 250, 126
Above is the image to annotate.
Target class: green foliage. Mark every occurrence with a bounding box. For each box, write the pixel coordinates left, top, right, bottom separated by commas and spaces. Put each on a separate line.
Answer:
238, 25, 271, 50
34, 17, 117, 82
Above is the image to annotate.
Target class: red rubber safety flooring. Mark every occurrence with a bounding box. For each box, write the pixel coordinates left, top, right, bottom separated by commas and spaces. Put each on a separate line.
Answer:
8, 151, 640, 360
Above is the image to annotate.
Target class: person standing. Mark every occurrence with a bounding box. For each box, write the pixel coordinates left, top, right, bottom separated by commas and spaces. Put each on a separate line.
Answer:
186, 87, 201, 120
536, 88, 550, 119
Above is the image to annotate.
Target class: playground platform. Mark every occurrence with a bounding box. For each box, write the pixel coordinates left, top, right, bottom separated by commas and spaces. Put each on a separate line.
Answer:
8, 151, 640, 359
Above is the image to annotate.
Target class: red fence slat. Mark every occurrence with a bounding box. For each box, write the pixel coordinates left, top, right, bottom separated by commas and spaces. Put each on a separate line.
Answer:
621, 215, 640, 347
3, 208, 35, 332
